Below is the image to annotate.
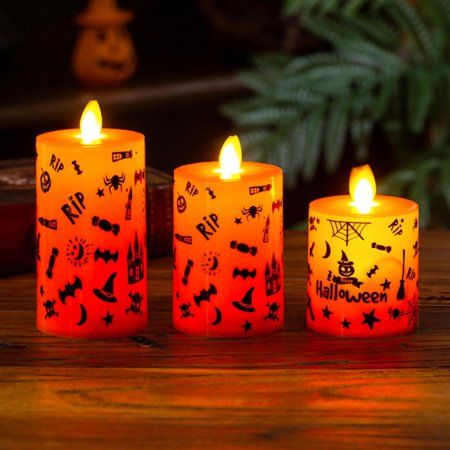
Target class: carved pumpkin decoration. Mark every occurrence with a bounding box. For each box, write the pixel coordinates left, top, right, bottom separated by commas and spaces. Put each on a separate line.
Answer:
72, 0, 137, 86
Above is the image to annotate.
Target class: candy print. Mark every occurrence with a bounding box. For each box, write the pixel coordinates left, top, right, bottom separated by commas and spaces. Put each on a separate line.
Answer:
307, 166, 419, 337
36, 103, 147, 338
173, 138, 283, 337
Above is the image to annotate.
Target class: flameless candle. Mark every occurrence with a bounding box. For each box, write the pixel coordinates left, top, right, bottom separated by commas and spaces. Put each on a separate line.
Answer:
307, 165, 419, 337
173, 136, 283, 337
36, 100, 147, 338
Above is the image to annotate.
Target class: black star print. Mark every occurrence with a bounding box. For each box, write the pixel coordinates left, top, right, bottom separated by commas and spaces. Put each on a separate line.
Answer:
234, 217, 242, 225
341, 318, 351, 329
362, 309, 381, 330
102, 312, 114, 326
242, 320, 252, 332
322, 305, 333, 320
380, 278, 391, 291
39, 285, 44, 296
96, 188, 105, 198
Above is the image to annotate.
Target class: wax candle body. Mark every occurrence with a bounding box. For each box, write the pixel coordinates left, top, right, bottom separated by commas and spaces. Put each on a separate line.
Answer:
307, 195, 419, 337
173, 162, 283, 337
36, 129, 147, 338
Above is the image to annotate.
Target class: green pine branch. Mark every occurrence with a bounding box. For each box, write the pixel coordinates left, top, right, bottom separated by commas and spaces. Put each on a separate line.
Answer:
222, 0, 450, 227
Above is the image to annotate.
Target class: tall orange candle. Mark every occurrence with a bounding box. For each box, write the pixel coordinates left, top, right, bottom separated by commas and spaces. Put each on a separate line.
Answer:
36, 101, 147, 338
307, 165, 419, 337
173, 136, 283, 337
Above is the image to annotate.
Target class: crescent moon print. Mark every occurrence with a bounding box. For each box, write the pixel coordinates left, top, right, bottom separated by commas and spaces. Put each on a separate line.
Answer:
77, 304, 88, 326
201, 251, 221, 276
66, 237, 93, 267
322, 241, 331, 259
211, 307, 222, 326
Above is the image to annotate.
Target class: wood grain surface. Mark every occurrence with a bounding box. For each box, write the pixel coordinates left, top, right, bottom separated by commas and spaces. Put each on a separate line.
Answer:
0, 231, 449, 449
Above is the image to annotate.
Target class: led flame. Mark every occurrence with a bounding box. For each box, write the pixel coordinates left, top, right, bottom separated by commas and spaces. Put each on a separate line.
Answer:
349, 164, 377, 213
218, 135, 242, 179
79, 100, 103, 144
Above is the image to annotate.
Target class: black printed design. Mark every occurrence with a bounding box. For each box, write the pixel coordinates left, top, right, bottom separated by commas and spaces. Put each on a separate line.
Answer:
371, 242, 392, 253
182, 259, 194, 285
127, 233, 144, 284
194, 284, 217, 307
112, 150, 133, 162
104, 173, 125, 192
175, 233, 192, 245
94, 248, 119, 263
242, 205, 262, 220
328, 219, 370, 246
45, 247, 59, 279
126, 292, 143, 315
102, 311, 114, 326
232, 287, 256, 312
264, 302, 280, 321
77, 304, 88, 326
396, 249, 406, 300
59, 276, 82, 304
265, 254, 281, 296
71, 160, 83, 175
177, 194, 187, 213
233, 268, 256, 280
327, 251, 363, 288
230, 240, 257, 256
362, 309, 381, 330
38, 217, 57, 230
92, 216, 120, 235
43, 299, 58, 319
125, 187, 133, 220
263, 216, 270, 243
180, 303, 194, 319
40, 170, 51, 193
93, 273, 118, 303
201, 251, 220, 276
249, 184, 271, 195
66, 237, 92, 267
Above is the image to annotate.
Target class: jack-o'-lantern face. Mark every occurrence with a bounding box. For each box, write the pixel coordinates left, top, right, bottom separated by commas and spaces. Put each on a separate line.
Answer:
72, 25, 137, 85
338, 261, 355, 277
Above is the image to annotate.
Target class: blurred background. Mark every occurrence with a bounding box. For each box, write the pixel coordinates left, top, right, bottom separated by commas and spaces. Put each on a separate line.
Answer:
0, 0, 448, 228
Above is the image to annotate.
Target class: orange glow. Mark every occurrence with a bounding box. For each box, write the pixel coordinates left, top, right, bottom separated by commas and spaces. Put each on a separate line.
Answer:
79, 100, 103, 144
218, 135, 242, 179
349, 165, 377, 213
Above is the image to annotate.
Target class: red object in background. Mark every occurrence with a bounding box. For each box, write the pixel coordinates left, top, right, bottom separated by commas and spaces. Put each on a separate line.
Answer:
0, 159, 173, 277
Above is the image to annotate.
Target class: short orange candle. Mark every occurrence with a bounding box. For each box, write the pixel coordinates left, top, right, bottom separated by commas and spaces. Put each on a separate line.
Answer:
173, 136, 284, 337
36, 101, 147, 338
307, 165, 419, 337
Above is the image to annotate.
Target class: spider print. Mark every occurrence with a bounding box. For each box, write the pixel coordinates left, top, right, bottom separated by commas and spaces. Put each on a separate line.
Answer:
104, 173, 126, 193
242, 205, 262, 220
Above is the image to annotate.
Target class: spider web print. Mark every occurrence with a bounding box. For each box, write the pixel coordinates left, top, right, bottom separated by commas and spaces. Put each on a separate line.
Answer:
327, 219, 371, 246
405, 296, 419, 327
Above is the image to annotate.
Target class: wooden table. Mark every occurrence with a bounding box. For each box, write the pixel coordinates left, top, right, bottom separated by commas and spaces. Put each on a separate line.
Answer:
1, 231, 449, 449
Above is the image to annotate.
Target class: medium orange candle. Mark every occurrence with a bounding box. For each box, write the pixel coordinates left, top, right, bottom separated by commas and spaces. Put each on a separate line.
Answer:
307, 165, 419, 337
36, 101, 147, 338
173, 136, 284, 337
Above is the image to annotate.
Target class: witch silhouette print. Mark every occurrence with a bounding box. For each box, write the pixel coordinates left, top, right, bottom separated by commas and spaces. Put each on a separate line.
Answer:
307, 165, 419, 337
